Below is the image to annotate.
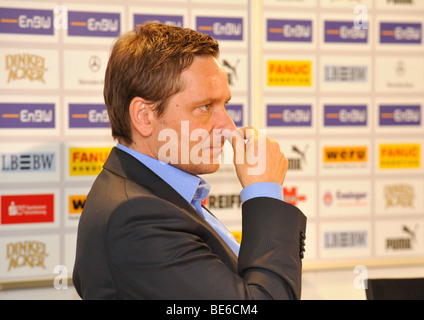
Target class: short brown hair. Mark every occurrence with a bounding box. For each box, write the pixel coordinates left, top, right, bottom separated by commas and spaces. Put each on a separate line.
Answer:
104, 21, 220, 144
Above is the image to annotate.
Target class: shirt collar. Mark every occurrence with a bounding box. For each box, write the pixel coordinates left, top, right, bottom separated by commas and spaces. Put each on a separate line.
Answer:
116, 143, 210, 203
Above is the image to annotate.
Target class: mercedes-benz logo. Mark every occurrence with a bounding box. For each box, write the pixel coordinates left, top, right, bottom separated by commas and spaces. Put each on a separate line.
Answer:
89, 55, 101, 72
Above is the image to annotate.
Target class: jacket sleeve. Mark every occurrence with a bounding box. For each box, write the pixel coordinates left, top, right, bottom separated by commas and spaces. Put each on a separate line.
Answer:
105, 195, 307, 299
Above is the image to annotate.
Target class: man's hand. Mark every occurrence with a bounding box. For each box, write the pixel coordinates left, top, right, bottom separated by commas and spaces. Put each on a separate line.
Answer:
228, 127, 288, 188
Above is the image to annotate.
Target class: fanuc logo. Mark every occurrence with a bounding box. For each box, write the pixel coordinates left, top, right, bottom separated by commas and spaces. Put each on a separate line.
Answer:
379, 144, 421, 169
267, 60, 312, 87
69, 147, 111, 176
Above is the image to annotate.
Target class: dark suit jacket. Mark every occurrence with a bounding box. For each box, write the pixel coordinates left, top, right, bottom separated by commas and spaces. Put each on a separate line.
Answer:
73, 147, 307, 299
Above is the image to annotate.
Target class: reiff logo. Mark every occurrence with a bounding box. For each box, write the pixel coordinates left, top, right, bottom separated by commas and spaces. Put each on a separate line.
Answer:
196, 16, 243, 41
380, 22, 422, 44
267, 19, 312, 42
0, 7, 53, 35
67, 10, 120, 37
324, 20, 368, 43
0, 103, 55, 128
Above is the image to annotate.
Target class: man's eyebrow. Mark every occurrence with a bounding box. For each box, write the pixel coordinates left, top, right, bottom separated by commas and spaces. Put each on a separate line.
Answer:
191, 95, 232, 106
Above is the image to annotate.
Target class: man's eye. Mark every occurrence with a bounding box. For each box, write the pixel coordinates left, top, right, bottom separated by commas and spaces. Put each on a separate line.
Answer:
200, 105, 211, 111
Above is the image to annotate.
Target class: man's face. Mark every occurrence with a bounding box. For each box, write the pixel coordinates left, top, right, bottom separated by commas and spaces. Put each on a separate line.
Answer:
151, 55, 235, 175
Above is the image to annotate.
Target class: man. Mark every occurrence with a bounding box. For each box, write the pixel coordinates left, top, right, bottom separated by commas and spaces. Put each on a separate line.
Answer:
73, 22, 307, 300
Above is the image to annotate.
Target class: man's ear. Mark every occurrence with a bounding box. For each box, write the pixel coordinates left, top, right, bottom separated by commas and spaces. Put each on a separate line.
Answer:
129, 97, 153, 137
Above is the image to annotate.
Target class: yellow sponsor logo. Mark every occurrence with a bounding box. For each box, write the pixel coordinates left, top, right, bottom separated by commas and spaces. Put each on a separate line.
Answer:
379, 144, 421, 169
68, 195, 87, 217
267, 60, 312, 87
323, 147, 367, 162
231, 231, 242, 243
69, 147, 111, 176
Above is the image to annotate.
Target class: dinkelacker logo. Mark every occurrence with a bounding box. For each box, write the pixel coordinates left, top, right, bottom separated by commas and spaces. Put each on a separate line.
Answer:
196, 16, 243, 41
69, 147, 111, 176
68, 103, 109, 128
5, 53, 47, 84
380, 22, 422, 44
324, 105, 367, 127
267, 104, 312, 127
0, 103, 55, 128
1, 152, 55, 173
67, 10, 120, 37
6, 240, 48, 271
266, 19, 312, 42
324, 20, 368, 43
0, 7, 53, 35
379, 144, 421, 169
267, 60, 312, 86
1, 194, 54, 225
379, 105, 421, 126
384, 183, 415, 209
133, 14, 184, 27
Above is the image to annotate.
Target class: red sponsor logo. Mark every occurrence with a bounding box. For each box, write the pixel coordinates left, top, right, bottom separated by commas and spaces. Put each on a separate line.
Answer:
283, 187, 306, 206
1, 194, 54, 224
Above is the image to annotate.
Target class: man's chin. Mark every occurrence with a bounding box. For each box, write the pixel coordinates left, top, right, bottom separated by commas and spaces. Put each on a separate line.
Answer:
174, 162, 221, 176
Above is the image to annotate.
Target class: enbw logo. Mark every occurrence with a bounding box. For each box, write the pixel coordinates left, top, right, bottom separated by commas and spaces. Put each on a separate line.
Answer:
196, 16, 243, 41
0, 103, 55, 128
380, 22, 422, 44
324, 20, 368, 43
68, 10, 120, 37
267, 19, 312, 42
0, 7, 53, 35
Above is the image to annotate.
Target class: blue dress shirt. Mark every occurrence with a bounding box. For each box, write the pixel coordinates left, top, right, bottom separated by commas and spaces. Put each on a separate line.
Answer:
116, 143, 284, 257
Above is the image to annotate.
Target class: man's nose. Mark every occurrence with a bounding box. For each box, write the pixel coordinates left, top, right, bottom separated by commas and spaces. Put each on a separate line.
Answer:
215, 106, 236, 131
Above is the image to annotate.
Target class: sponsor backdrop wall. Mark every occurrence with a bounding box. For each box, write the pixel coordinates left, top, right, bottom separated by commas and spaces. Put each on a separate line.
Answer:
0, 0, 423, 289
